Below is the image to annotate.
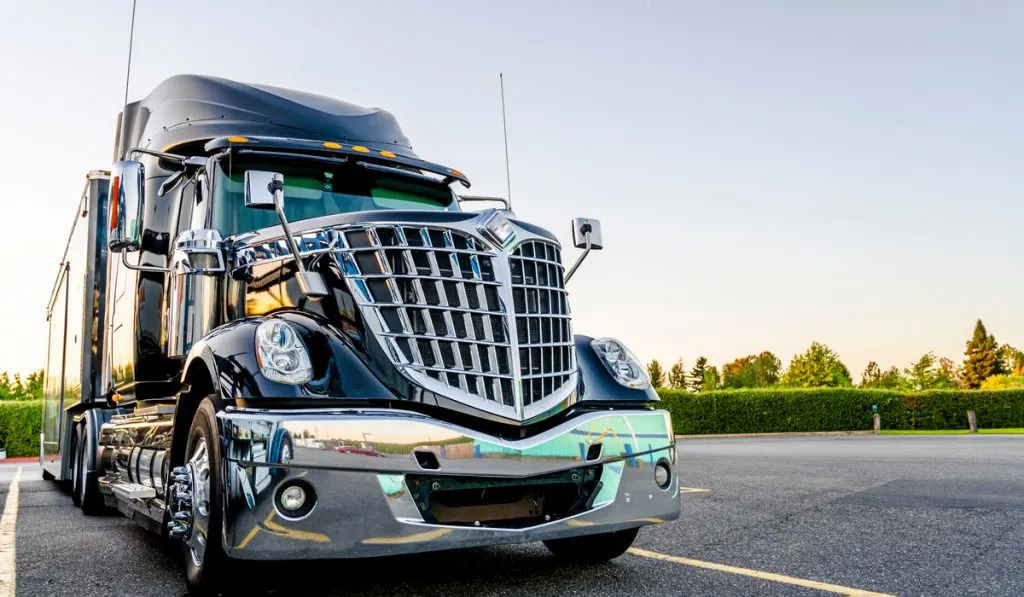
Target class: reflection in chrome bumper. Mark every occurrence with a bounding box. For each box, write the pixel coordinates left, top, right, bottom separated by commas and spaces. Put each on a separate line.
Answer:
216, 407, 679, 560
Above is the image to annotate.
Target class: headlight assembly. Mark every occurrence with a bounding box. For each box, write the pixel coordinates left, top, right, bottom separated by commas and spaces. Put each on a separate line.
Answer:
255, 320, 313, 384
590, 338, 650, 389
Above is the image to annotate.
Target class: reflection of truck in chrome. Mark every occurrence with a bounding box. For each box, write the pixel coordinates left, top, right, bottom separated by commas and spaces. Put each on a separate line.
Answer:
41, 75, 679, 595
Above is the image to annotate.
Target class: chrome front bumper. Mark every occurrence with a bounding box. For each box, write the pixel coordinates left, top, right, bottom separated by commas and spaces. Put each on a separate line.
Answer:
217, 407, 679, 560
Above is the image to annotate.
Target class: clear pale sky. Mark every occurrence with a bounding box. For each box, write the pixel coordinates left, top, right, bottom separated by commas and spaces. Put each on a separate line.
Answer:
1, 1, 1021, 381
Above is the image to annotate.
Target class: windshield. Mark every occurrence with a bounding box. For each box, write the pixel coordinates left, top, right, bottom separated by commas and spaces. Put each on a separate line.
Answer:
212, 156, 458, 237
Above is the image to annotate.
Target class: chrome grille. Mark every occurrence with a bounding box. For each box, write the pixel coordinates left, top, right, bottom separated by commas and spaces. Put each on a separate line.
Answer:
336, 225, 519, 412
235, 214, 578, 422
509, 240, 575, 407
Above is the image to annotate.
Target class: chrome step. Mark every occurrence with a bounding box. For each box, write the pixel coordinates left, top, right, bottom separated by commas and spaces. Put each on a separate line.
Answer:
110, 480, 156, 500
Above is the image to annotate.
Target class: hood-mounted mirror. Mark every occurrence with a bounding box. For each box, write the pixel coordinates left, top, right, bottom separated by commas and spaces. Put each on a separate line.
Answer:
244, 170, 329, 298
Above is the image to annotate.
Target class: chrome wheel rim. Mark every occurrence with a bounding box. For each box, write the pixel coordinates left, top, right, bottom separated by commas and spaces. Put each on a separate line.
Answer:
186, 437, 212, 566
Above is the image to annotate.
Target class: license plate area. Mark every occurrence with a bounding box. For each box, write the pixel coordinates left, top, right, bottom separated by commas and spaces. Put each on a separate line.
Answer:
406, 466, 602, 529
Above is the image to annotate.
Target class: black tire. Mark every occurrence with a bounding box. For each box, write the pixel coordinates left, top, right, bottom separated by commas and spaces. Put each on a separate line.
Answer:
543, 527, 640, 563
70, 426, 82, 507
182, 398, 231, 596
73, 423, 106, 515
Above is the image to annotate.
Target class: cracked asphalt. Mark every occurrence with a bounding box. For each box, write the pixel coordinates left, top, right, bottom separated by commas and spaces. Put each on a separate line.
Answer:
3, 435, 1022, 596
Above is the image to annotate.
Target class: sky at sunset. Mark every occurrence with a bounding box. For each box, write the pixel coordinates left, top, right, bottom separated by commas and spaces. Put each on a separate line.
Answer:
1, 0, 1022, 381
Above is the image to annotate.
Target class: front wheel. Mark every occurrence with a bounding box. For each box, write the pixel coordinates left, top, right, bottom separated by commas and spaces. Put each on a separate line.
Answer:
543, 527, 640, 563
178, 398, 231, 596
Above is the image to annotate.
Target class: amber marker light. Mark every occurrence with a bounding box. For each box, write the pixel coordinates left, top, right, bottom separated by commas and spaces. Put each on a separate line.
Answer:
352, 145, 370, 153
323, 142, 342, 149
109, 176, 121, 228
379, 150, 396, 158
227, 136, 249, 143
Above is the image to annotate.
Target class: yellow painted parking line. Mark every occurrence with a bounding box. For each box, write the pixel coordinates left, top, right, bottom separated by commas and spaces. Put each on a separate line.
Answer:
628, 547, 894, 597
680, 487, 710, 494
0, 467, 22, 597
235, 507, 330, 550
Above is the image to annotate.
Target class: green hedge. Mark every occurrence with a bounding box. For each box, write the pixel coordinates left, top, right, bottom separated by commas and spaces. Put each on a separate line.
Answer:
657, 388, 1024, 435
0, 400, 42, 457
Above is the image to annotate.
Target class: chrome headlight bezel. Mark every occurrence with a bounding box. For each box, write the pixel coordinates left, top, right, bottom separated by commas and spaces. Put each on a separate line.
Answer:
255, 319, 313, 385
590, 337, 650, 390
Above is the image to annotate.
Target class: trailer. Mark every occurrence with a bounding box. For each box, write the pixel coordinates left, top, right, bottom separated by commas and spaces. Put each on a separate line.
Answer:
42, 75, 679, 595
42, 171, 122, 511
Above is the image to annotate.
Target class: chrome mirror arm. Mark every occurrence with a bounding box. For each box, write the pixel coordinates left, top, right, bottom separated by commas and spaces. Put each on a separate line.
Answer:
268, 177, 329, 298
564, 232, 591, 284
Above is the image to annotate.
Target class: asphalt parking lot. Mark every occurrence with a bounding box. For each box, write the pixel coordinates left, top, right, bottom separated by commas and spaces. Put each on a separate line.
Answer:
2, 435, 1022, 596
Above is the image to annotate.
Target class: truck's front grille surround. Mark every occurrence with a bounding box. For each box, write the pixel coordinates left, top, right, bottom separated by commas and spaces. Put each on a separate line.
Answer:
327, 220, 577, 421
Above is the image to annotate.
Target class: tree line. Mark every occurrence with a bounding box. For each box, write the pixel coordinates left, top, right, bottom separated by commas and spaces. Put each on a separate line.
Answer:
6, 319, 1022, 398
647, 319, 1024, 392
0, 371, 43, 400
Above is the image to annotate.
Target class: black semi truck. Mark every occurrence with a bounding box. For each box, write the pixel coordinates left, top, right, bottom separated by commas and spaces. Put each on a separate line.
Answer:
42, 75, 678, 595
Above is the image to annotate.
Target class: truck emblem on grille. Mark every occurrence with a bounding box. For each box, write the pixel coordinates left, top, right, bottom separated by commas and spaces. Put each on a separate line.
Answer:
477, 209, 517, 250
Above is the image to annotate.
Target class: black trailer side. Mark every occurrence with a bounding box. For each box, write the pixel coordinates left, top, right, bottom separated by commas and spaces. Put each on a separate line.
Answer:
42, 171, 112, 484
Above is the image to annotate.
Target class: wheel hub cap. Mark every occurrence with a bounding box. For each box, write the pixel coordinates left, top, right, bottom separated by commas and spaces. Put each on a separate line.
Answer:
167, 437, 212, 565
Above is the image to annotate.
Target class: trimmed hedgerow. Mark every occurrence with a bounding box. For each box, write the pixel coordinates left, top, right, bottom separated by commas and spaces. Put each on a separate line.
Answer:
657, 388, 1024, 435
0, 400, 42, 457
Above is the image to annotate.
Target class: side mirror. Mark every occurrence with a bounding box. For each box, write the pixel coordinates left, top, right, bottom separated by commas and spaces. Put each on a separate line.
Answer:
571, 217, 603, 250
244, 170, 283, 210
108, 160, 145, 252
565, 217, 604, 284
242, 170, 328, 299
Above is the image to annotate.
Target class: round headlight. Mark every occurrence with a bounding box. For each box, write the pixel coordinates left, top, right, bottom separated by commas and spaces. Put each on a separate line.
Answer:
591, 338, 650, 389
255, 320, 313, 384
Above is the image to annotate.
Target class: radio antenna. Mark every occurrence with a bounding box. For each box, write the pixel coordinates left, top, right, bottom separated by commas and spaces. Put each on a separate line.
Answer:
499, 73, 512, 209
122, 0, 138, 118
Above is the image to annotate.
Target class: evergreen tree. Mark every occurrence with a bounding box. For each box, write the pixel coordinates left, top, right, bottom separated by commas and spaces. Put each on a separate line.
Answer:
962, 320, 1004, 389
646, 359, 666, 388
689, 357, 709, 392
667, 359, 687, 389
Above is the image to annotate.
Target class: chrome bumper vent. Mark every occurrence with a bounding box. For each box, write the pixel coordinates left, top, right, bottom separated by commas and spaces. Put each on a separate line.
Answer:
330, 217, 577, 422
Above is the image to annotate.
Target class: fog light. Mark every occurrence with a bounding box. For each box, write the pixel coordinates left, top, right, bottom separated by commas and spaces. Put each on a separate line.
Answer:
280, 485, 306, 511
654, 459, 672, 490
274, 480, 316, 520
